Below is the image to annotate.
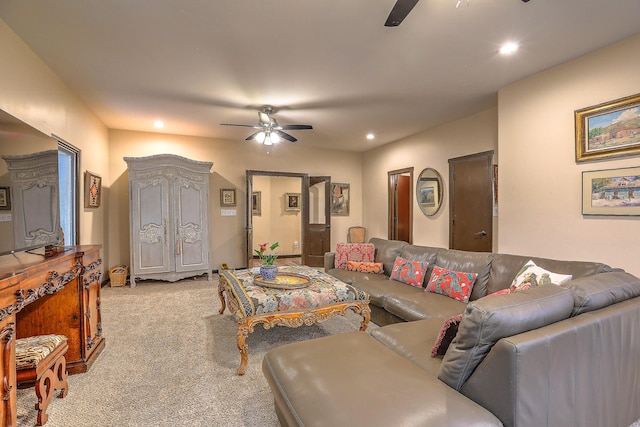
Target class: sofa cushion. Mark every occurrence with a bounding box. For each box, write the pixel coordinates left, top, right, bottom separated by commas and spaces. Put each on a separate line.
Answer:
327, 269, 406, 307
438, 284, 575, 391
426, 266, 478, 303
370, 317, 448, 375
509, 259, 572, 292
431, 314, 463, 357
433, 249, 493, 301
488, 253, 613, 296
390, 256, 429, 287
334, 243, 375, 269
384, 287, 467, 321
346, 261, 384, 274
562, 271, 640, 316
370, 238, 407, 275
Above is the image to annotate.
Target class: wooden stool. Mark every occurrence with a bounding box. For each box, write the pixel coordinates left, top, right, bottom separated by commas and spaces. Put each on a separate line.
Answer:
16, 335, 69, 426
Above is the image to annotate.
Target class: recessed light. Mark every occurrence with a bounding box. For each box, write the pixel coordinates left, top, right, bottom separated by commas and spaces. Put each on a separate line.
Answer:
366, 133, 375, 140
153, 120, 165, 129
499, 42, 519, 55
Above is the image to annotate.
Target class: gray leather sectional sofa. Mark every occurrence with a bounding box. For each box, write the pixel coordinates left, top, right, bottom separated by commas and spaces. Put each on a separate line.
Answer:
262, 238, 640, 427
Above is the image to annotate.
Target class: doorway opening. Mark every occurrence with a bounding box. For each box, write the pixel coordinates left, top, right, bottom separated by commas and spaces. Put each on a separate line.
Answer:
388, 167, 413, 243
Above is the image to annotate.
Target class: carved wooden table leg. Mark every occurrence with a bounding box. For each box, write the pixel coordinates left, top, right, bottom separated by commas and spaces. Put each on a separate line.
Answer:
236, 322, 250, 376
217, 277, 227, 315
359, 305, 371, 331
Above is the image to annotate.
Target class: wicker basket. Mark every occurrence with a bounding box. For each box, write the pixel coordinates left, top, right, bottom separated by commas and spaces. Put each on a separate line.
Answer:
109, 265, 128, 287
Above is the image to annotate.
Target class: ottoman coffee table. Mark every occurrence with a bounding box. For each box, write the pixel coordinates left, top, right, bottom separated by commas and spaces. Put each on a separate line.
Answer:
218, 266, 370, 375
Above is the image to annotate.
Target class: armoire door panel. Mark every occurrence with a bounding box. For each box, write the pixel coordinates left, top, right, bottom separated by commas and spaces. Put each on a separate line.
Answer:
131, 178, 171, 274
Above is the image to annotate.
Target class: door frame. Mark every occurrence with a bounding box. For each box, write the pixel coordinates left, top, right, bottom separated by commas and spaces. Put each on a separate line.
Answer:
387, 167, 413, 243
302, 176, 331, 267
245, 170, 309, 268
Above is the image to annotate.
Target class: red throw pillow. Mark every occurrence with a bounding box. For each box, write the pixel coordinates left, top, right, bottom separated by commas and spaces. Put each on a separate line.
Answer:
431, 314, 464, 357
389, 256, 428, 288
334, 243, 375, 269
346, 261, 384, 274
426, 266, 478, 303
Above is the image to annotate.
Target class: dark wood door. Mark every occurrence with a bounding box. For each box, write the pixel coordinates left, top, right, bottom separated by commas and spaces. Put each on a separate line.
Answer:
449, 151, 494, 252
303, 176, 330, 267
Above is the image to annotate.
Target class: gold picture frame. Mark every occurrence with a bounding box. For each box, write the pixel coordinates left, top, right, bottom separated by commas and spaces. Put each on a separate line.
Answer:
84, 171, 102, 208
575, 93, 640, 162
285, 193, 300, 211
220, 188, 237, 207
252, 191, 261, 216
0, 187, 10, 210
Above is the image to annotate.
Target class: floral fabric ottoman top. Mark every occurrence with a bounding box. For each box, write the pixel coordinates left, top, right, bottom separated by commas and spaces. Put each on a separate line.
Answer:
222, 266, 369, 319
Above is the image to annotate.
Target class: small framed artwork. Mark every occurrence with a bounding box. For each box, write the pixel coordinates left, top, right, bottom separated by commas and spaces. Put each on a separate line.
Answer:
220, 188, 237, 207
252, 191, 261, 216
417, 179, 438, 208
575, 93, 640, 162
84, 171, 102, 208
0, 187, 10, 210
331, 183, 350, 216
285, 193, 301, 211
582, 166, 640, 216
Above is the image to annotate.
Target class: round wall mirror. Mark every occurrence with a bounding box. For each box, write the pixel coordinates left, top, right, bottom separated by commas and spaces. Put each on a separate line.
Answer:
416, 168, 443, 217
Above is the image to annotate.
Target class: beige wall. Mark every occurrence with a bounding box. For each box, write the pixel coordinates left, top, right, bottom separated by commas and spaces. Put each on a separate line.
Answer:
362, 108, 499, 249
108, 129, 363, 269
498, 34, 640, 277
253, 176, 302, 256
0, 19, 110, 269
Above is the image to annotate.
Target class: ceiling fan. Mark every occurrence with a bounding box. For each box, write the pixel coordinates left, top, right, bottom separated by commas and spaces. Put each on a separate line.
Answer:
220, 106, 313, 146
384, 0, 531, 27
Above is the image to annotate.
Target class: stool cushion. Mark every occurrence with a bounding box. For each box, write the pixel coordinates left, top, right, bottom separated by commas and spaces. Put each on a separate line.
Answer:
16, 335, 67, 369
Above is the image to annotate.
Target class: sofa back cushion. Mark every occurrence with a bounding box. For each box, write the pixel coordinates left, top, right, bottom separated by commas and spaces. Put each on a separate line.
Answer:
562, 271, 640, 316
438, 284, 574, 391
433, 249, 493, 301
488, 253, 613, 296
370, 238, 407, 275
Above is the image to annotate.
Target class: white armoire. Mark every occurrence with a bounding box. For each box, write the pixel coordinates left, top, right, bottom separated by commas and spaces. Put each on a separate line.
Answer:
125, 154, 212, 286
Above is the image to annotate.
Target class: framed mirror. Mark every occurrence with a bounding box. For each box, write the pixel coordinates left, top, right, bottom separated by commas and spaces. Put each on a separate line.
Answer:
416, 168, 443, 217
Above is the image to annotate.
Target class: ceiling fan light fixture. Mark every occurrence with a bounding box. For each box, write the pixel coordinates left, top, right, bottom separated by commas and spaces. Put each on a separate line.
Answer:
270, 132, 280, 144
254, 131, 266, 143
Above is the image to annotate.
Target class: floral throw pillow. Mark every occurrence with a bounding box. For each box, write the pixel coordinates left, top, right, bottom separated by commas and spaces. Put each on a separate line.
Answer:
510, 260, 573, 292
346, 261, 385, 274
389, 257, 428, 288
431, 314, 464, 357
426, 266, 477, 303
334, 243, 375, 269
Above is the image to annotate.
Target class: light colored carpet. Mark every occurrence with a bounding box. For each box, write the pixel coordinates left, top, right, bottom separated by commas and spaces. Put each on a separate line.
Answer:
16, 275, 371, 426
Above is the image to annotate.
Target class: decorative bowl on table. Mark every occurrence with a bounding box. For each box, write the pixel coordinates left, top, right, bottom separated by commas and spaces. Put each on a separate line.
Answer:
253, 272, 311, 290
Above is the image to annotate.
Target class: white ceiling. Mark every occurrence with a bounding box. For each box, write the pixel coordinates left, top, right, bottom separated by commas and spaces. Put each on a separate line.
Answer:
1, 0, 639, 152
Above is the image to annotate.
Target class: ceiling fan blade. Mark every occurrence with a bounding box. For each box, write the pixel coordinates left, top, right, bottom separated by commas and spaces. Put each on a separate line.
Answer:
274, 130, 297, 142
245, 131, 264, 141
220, 123, 260, 128
384, 0, 420, 27
279, 124, 313, 130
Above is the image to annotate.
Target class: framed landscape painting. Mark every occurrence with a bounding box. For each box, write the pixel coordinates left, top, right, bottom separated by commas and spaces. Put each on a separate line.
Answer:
582, 166, 640, 216
575, 93, 640, 162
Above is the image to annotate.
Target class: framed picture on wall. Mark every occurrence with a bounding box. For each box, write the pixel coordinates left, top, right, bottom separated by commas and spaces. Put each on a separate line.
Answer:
575, 93, 640, 162
84, 171, 102, 208
220, 188, 237, 207
0, 187, 10, 210
582, 166, 640, 216
285, 193, 300, 211
252, 191, 261, 216
331, 183, 350, 216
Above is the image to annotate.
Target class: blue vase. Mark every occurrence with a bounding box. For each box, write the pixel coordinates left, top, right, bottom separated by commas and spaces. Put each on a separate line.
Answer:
260, 265, 278, 281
